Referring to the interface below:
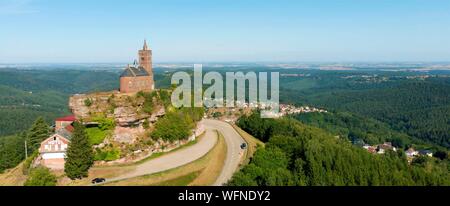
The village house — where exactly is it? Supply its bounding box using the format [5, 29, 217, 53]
[406, 148, 419, 158]
[378, 142, 397, 153]
[363, 145, 378, 154]
[39, 133, 71, 170]
[363, 142, 397, 155]
[39, 115, 76, 170]
[55, 115, 76, 131]
[419, 150, 433, 157]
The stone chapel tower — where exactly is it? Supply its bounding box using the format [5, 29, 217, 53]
[119, 40, 155, 93]
[139, 40, 153, 76]
[137, 40, 154, 90]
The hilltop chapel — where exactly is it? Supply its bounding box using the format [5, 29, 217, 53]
[120, 40, 155, 93]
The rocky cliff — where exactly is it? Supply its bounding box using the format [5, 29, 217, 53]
[67, 90, 204, 165]
[69, 91, 165, 143]
[70, 92, 153, 125]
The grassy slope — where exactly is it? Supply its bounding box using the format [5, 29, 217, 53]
[0, 162, 28, 186]
[104, 132, 226, 186]
[231, 124, 265, 166]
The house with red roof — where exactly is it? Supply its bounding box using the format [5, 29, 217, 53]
[38, 115, 76, 170]
[55, 115, 76, 131]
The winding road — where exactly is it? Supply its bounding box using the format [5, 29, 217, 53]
[203, 119, 247, 186]
[103, 119, 246, 185]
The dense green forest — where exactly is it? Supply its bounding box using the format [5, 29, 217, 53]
[1, 67, 449, 184]
[0, 134, 27, 172]
[293, 112, 410, 145]
[293, 112, 447, 152]
[0, 85, 68, 136]
[279, 72, 450, 149]
[0, 69, 171, 136]
[0, 69, 119, 136]
[0, 118, 50, 173]
[229, 112, 450, 186]
[0, 68, 175, 172]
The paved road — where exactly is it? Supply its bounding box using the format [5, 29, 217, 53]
[204, 119, 247, 186]
[105, 127, 218, 183]
[101, 119, 246, 185]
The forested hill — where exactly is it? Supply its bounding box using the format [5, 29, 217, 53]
[0, 69, 119, 94]
[0, 69, 119, 136]
[306, 81, 450, 149]
[279, 73, 450, 149]
[229, 112, 450, 186]
[0, 69, 172, 136]
[0, 85, 68, 136]
[293, 112, 448, 152]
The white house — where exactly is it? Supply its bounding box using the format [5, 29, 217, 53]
[39, 134, 70, 170]
[406, 148, 419, 158]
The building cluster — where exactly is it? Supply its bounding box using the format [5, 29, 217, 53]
[363, 142, 397, 155]
[405, 148, 433, 158]
[361, 142, 434, 162]
[206, 102, 328, 120]
[279, 104, 327, 116]
[280, 73, 311, 77]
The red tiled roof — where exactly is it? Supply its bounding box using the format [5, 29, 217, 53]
[55, 115, 76, 122]
[65, 124, 75, 133]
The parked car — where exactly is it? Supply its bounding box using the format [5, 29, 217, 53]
[91, 178, 106, 184]
[240, 143, 247, 150]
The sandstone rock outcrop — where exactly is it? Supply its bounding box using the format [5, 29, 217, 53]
[69, 92, 158, 126]
[69, 91, 166, 146]
[113, 125, 146, 144]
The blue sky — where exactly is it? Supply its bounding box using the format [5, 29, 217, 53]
[1, 0, 450, 63]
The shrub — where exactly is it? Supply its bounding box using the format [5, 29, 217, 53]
[24, 167, 57, 186]
[159, 90, 171, 108]
[94, 147, 121, 161]
[22, 151, 39, 175]
[84, 98, 93, 107]
[85, 127, 108, 145]
[107, 95, 117, 114]
[143, 119, 150, 129]
[151, 112, 192, 142]
[140, 91, 156, 114]
[213, 112, 222, 118]
[92, 116, 115, 131]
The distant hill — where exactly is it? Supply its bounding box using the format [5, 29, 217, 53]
[279, 72, 450, 149]
[0, 69, 172, 136]
[0, 69, 119, 136]
[306, 81, 450, 149]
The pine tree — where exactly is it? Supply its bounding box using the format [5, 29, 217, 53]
[27, 117, 50, 152]
[64, 122, 94, 180]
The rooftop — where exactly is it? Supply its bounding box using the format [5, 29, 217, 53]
[55, 115, 76, 122]
[120, 66, 150, 78]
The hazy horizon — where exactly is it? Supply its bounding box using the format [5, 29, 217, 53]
[1, 0, 450, 63]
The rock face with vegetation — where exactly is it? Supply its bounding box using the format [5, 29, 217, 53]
[67, 90, 204, 165]
[69, 91, 162, 126]
[69, 91, 165, 143]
